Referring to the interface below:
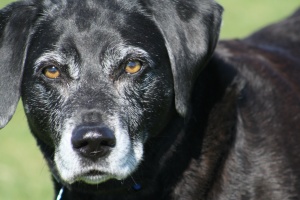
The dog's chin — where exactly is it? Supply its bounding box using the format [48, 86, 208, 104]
[65, 174, 140, 194]
[55, 156, 141, 185]
[74, 170, 116, 185]
[56, 163, 138, 185]
[55, 166, 143, 195]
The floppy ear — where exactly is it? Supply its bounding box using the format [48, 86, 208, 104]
[148, 0, 223, 116]
[0, 2, 38, 128]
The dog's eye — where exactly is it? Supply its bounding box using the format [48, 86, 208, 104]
[125, 60, 142, 74]
[42, 66, 61, 79]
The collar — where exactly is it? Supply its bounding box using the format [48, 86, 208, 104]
[56, 187, 64, 200]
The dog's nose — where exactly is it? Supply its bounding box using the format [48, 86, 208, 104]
[71, 125, 116, 159]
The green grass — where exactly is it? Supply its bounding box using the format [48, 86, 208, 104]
[0, 1, 300, 200]
[218, 0, 300, 39]
[0, 102, 53, 200]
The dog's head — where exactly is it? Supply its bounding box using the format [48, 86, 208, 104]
[0, 0, 222, 187]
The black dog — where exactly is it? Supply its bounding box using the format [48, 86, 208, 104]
[1, 0, 300, 199]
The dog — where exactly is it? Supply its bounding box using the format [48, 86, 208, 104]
[1, 0, 300, 199]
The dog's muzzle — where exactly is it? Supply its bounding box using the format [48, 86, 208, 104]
[55, 113, 144, 185]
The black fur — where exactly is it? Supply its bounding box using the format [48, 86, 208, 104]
[0, 0, 300, 199]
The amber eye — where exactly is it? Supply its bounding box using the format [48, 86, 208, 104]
[125, 60, 142, 74]
[42, 66, 61, 79]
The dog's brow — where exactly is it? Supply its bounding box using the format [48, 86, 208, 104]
[34, 52, 65, 68]
[103, 45, 153, 67]
[120, 47, 150, 58]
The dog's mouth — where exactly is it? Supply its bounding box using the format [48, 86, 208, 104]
[84, 170, 105, 176]
[75, 170, 112, 185]
[67, 172, 145, 194]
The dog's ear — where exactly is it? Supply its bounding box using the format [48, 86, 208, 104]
[0, 2, 38, 128]
[148, 0, 223, 116]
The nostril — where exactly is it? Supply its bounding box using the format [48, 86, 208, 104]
[71, 125, 116, 159]
[72, 139, 89, 150]
[100, 140, 113, 147]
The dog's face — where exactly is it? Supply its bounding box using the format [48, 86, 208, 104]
[22, 2, 174, 184]
[0, 0, 222, 188]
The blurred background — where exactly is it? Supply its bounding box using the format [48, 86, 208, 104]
[0, 0, 299, 199]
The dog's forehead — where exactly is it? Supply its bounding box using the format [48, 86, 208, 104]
[52, 2, 126, 29]
[42, 0, 150, 35]
[43, 0, 141, 14]
[31, 0, 165, 65]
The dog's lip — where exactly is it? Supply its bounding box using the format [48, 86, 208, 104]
[74, 170, 112, 184]
[83, 170, 105, 177]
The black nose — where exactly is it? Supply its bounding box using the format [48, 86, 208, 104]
[71, 125, 116, 159]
